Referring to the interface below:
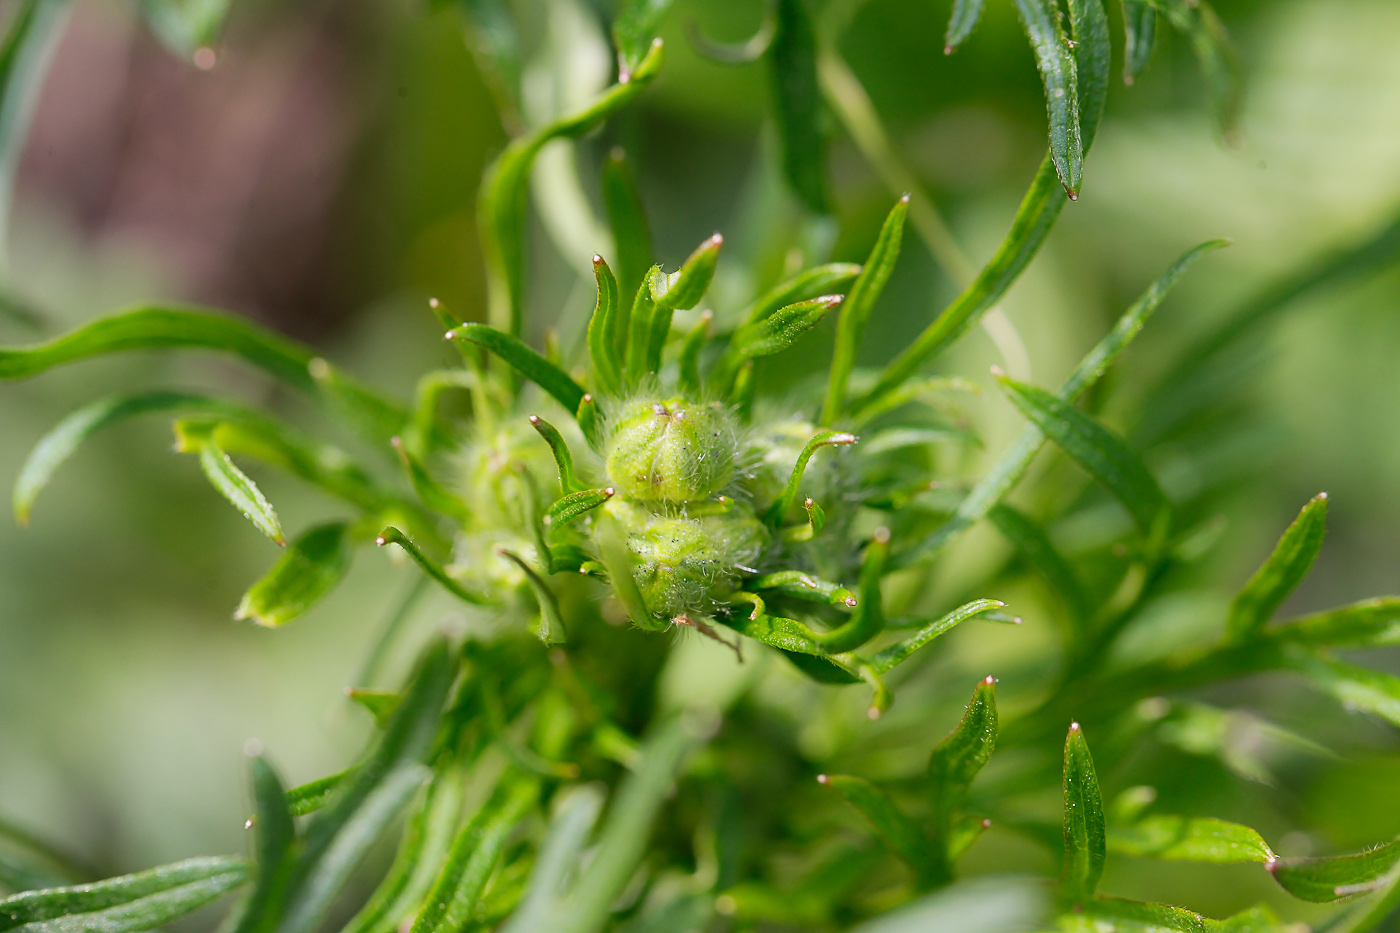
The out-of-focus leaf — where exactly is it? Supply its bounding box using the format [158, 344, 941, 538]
[447, 324, 585, 415]
[1268, 837, 1400, 903]
[1213, 905, 1288, 933]
[1059, 896, 1211, 932]
[676, 311, 710, 395]
[392, 437, 470, 524]
[927, 677, 998, 813]
[139, 0, 231, 57]
[996, 374, 1167, 534]
[989, 504, 1089, 627]
[409, 781, 539, 933]
[1012, 0, 1082, 197]
[846, 876, 1048, 933]
[742, 263, 861, 326]
[0, 820, 85, 893]
[284, 772, 349, 819]
[346, 690, 398, 726]
[546, 716, 705, 933]
[586, 257, 622, 397]
[1146, 0, 1242, 140]
[943, 0, 986, 54]
[481, 40, 662, 339]
[458, 0, 522, 121]
[1154, 702, 1331, 786]
[0, 857, 251, 933]
[822, 196, 908, 423]
[235, 523, 352, 628]
[376, 527, 491, 606]
[601, 150, 653, 315]
[496, 549, 566, 644]
[231, 758, 296, 933]
[593, 512, 661, 631]
[769, 0, 827, 213]
[719, 295, 842, 388]
[184, 429, 284, 546]
[894, 239, 1226, 567]
[1121, 0, 1156, 81]
[1107, 816, 1274, 864]
[1269, 597, 1400, 648]
[869, 599, 1005, 674]
[817, 776, 934, 881]
[1062, 723, 1105, 902]
[1289, 654, 1400, 728]
[612, 0, 672, 79]
[763, 430, 858, 526]
[499, 787, 604, 933]
[1227, 493, 1327, 640]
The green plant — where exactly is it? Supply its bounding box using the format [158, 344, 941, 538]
[3, 0, 1400, 931]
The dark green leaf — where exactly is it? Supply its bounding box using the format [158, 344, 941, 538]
[989, 504, 1090, 627]
[1269, 838, 1400, 903]
[1121, 1, 1156, 81]
[719, 295, 842, 388]
[586, 257, 623, 397]
[944, 0, 986, 53]
[1227, 493, 1328, 640]
[376, 527, 490, 606]
[235, 523, 352, 628]
[458, 0, 522, 120]
[1107, 816, 1274, 864]
[996, 373, 1167, 533]
[644, 234, 723, 373]
[1062, 723, 1106, 902]
[231, 758, 296, 933]
[869, 599, 1006, 674]
[769, 0, 828, 213]
[601, 150, 653, 315]
[190, 432, 285, 546]
[821, 196, 908, 423]
[447, 324, 585, 415]
[817, 775, 934, 880]
[763, 430, 858, 526]
[1012, 0, 1081, 197]
[1146, 0, 1242, 140]
[812, 528, 890, 653]
[1068, 0, 1110, 153]
[1270, 597, 1400, 648]
[895, 239, 1227, 567]
[284, 771, 350, 819]
[0, 857, 251, 933]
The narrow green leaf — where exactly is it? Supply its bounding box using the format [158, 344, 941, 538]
[392, 437, 470, 523]
[345, 690, 398, 726]
[195, 436, 286, 546]
[813, 528, 889, 653]
[480, 40, 663, 339]
[1146, 0, 1242, 140]
[0, 857, 251, 933]
[676, 311, 711, 396]
[1060, 896, 1210, 932]
[996, 373, 1167, 533]
[139, 0, 232, 56]
[944, 0, 986, 53]
[601, 150, 653, 315]
[232, 758, 296, 933]
[742, 263, 861, 326]
[235, 523, 352, 628]
[1227, 493, 1327, 640]
[763, 430, 858, 526]
[1062, 723, 1106, 902]
[496, 549, 566, 644]
[576, 393, 603, 451]
[895, 239, 1227, 567]
[625, 266, 662, 382]
[586, 257, 622, 397]
[1270, 597, 1400, 648]
[869, 599, 1005, 674]
[719, 295, 842, 387]
[749, 570, 854, 608]
[642, 235, 723, 375]
[1012, 0, 1081, 197]
[821, 196, 908, 424]
[447, 324, 585, 415]
[1107, 816, 1275, 864]
[1121, 1, 1156, 81]
[612, 0, 673, 79]
[498, 787, 604, 933]
[409, 781, 539, 933]
[376, 527, 490, 606]
[548, 717, 705, 933]
[1068, 0, 1110, 153]
[817, 775, 934, 880]
[546, 487, 615, 528]
[989, 504, 1090, 627]
[928, 676, 998, 814]
[769, 0, 828, 213]
[528, 416, 585, 495]
[284, 772, 349, 819]
[1268, 838, 1400, 903]
[1289, 653, 1400, 728]
[457, 0, 522, 119]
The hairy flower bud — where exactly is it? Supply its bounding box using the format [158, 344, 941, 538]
[605, 397, 737, 503]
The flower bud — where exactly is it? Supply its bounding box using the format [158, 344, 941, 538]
[605, 398, 737, 503]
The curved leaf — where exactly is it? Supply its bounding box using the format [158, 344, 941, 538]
[1107, 816, 1275, 864]
[1012, 0, 1082, 197]
[817, 775, 933, 881]
[191, 432, 285, 546]
[1270, 597, 1400, 648]
[601, 150, 653, 314]
[1228, 493, 1327, 640]
[944, 0, 986, 54]
[869, 599, 1006, 674]
[235, 523, 353, 628]
[1269, 838, 1400, 903]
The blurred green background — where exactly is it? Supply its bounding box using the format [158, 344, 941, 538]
[2, 0, 1399, 923]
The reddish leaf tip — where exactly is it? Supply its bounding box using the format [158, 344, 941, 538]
[709, 233, 724, 246]
[428, 297, 441, 308]
[899, 193, 911, 204]
[982, 818, 992, 828]
[375, 536, 388, 547]
[1067, 190, 1080, 201]
[1316, 491, 1329, 501]
[1069, 721, 1081, 732]
[844, 596, 857, 608]
[989, 364, 1006, 378]
[943, 44, 954, 55]
[529, 414, 541, 425]
[604, 487, 616, 497]
[873, 526, 892, 544]
[582, 393, 594, 403]
[816, 773, 830, 784]
[592, 254, 604, 266]
[244, 818, 254, 829]
[983, 674, 996, 685]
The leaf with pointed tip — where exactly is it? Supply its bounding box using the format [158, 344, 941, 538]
[235, 523, 352, 628]
[284, 771, 350, 819]
[392, 438, 470, 523]
[645, 235, 723, 373]
[869, 600, 1006, 674]
[1122, 1, 1156, 80]
[189, 433, 285, 545]
[1107, 816, 1274, 864]
[546, 488, 614, 527]
[928, 677, 998, 815]
[1059, 896, 1211, 932]
[1270, 597, 1400, 648]
[140, 0, 232, 56]
[601, 150, 653, 314]
[528, 416, 584, 495]
[769, 0, 828, 213]
[719, 295, 842, 390]
[0, 857, 251, 933]
[586, 258, 622, 397]
[989, 504, 1090, 628]
[822, 197, 908, 423]
[1227, 494, 1328, 640]
[1268, 838, 1400, 903]
[231, 758, 296, 933]
[944, 0, 986, 53]
[763, 430, 858, 526]
[819, 776, 934, 881]
[376, 528, 490, 606]
[447, 324, 585, 415]
[346, 691, 398, 726]
[743, 263, 861, 326]
[1012, 0, 1081, 197]
[1289, 653, 1400, 728]
[612, 0, 672, 78]
[1069, 0, 1110, 157]
[497, 550, 566, 644]
[997, 374, 1167, 534]
[1062, 724, 1106, 902]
